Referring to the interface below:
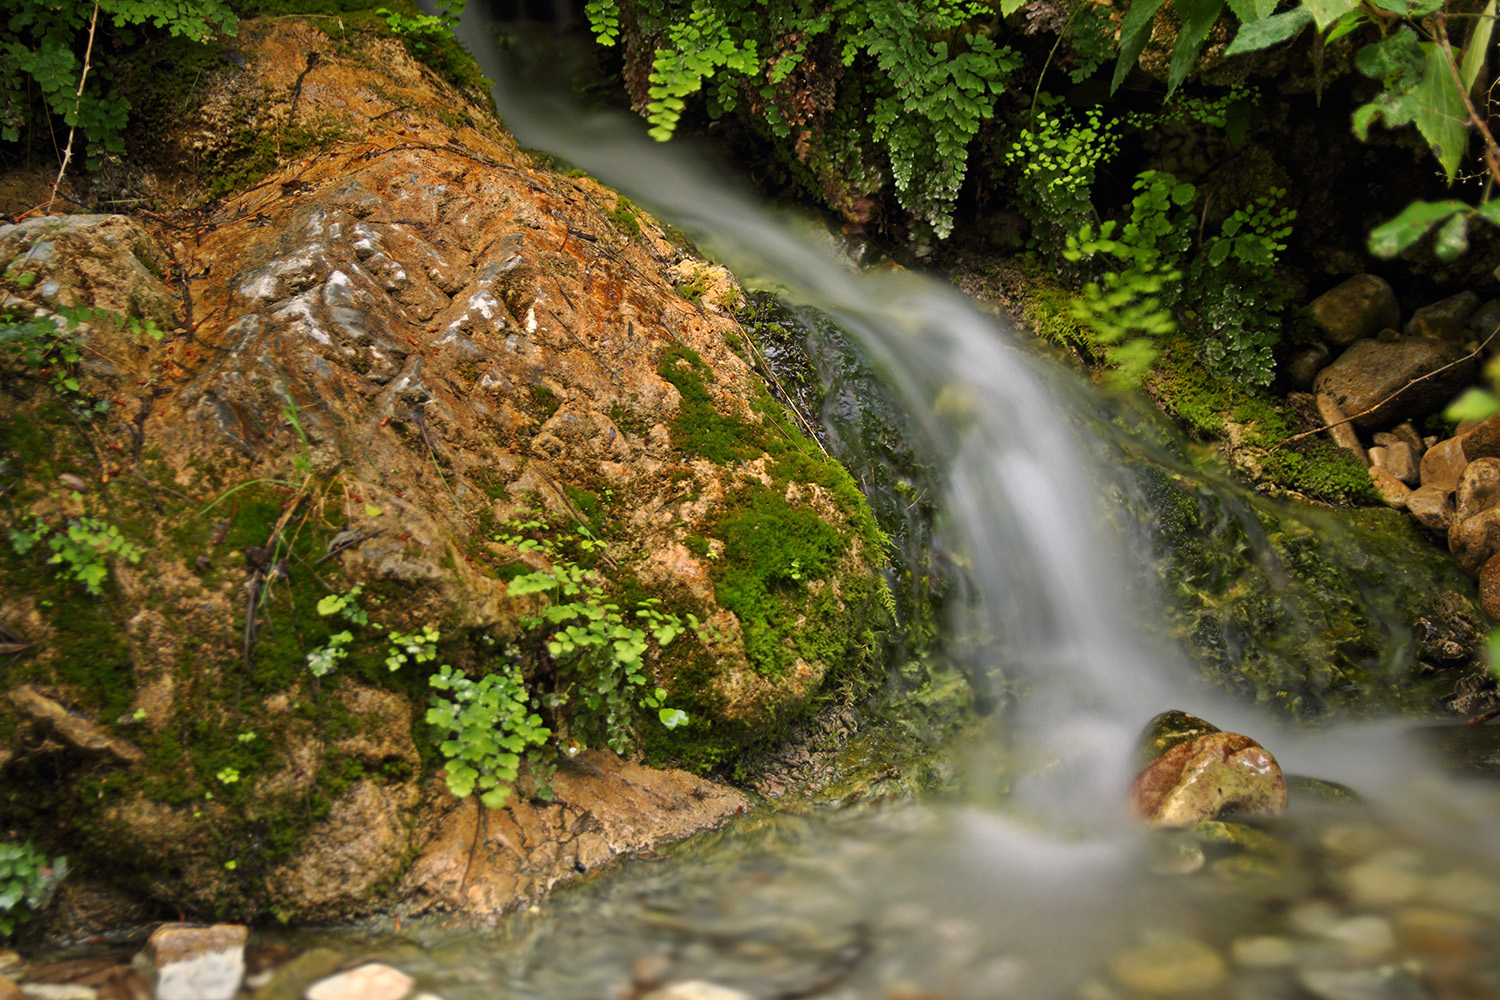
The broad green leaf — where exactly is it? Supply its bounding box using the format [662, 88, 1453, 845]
[1225, 0, 1277, 21]
[1477, 199, 1500, 228]
[1167, 0, 1226, 95]
[1461, 0, 1497, 94]
[1447, 387, 1500, 423]
[1366, 198, 1465, 257]
[1001, 0, 1028, 15]
[1434, 210, 1471, 261]
[1303, 0, 1360, 30]
[1226, 7, 1313, 56]
[1111, 0, 1169, 94]
[1368, 0, 1442, 14]
[1413, 43, 1470, 180]
[1324, 9, 1370, 44]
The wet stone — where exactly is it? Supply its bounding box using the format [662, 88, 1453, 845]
[305, 964, 414, 1000]
[252, 949, 345, 1000]
[1368, 466, 1411, 509]
[1230, 936, 1297, 968]
[1406, 486, 1455, 533]
[1296, 962, 1429, 1000]
[133, 923, 247, 1000]
[1309, 274, 1400, 347]
[1419, 438, 1468, 490]
[17, 987, 95, 1000]
[640, 982, 755, 1000]
[1108, 936, 1227, 996]
[1343, 851, 1425, 907]
[1131, 733, 1287, 828]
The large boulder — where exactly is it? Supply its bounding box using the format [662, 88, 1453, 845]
[1313, 336, 1476, 430]
[0, 19, 886, 924]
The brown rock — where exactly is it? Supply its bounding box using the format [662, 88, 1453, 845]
[1130, 732, 1288, 828]
[1314, 393, 1368, 465]
[1449, 507, 1500, 575]
[1388, 422, 1425, 453]
[0, 978, 18, 1000]
[1407, 291, 1480, 342]
[1469, 298, 1500, 342]
[8, 686, 143, 764]
[1408, 486, 1456, 533]
[1461, 412, 1500, 462]
[1309, 275, 1400, 347]
[1314, 336, 1476, 430]
[399, 750, 749, 919]
[1284, 343, 1331, 391]
[1368, 467, 1411, 509]
[1479, 553, 1500, 621]
[1385, 440, 1421, 484]
[1368, 445, 1389, 469]
[1454, 458, 1500, 521]
[1421, 438, 1470, 491]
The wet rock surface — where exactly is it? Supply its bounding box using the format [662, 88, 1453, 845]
[1131, 717, 1288, 828]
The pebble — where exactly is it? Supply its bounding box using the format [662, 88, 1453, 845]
[1107, 935, 1227, 996]
[1423, 871, 1500, 916]
[1230, 936, 1298, 968]
[0, 979, 17, 1000]
[1318, 822, 1384, 859]
[305, 963, 415, 1000]
[1343, 851, 1425, 907]
[135, 923, 248, 1000]
[640, 981, 754, 1000]
[1297, 961, 1428, 1000]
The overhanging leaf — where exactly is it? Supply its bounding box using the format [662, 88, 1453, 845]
[1303, 0, 1360, 30]
[1111, 0, 1168, 94]
[1434, 210, 1471, 261]
[1366, 198, 1465, 257]
[1413, 42, 1470, 180]
[1225, 0, 1277, 21]
[1225, 7, 1313, 56]
[1167, 0, 1227, 95]
[1460, 0, 1497, 94]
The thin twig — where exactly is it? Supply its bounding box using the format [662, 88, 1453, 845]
[47, 0, 101, 214]
[1273, 326, 1499, 452]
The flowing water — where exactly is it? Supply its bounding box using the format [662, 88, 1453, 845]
[335, 9, 1500, 996]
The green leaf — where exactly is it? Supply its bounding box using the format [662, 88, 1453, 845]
[1366, 199, 1466, 257]
[1302, 0, 1360, 31]
[1167, 0, 1226, 95]
[1434, 210, 1471, 261]
[1224, 0, 1277, 21]
[1111, 0, 1168, 94]
[1446, 387, 1500, 423]
[1413, 43, 1469, 180]
[1225, 7, 1313, 56]
[1461, 0, 1497, 94]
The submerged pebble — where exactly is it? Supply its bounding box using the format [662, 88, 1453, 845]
[1107, 936, 1227, 996]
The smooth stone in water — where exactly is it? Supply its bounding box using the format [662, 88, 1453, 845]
[1131, 733, 1287, 828]
[641, 982, 755, 1000]
[1343, 851, 1425, 907]
[1321, 915, 1397, 958]
[0, 978, 18, 1000]
[18, 987, 96, 1000]
[305, 964, 414, 1000]
[253, 949, 345, 1000]
[1297, 962, 1428, 1000]
[1231, 936, 1298, 968]
[1406, 486, 1455, 533]
[1135, 710, 1220, 768]
[1108, 936, 1227, 996]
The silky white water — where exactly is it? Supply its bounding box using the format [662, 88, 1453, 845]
[379, 10, 1500, 996]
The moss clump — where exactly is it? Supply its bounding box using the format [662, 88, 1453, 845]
[604, 196, 642, 238]
[656, 346, 753, 463]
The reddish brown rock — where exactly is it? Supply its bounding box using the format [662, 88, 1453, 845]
[1421, 438, 1470, 491]
[1407, 291, 1480, 342]
[1309, 275, 1400, 347]
[1315, 393, 1368, 465]
[1461, 413, 1500, 462]
[1454, 458, 1500, 522]
[1130, 732, 1288, 828]
[1379, 441, 1421, 484]
[1368, 467, 1411, 509]
[1480, 553, 1500, 621]
[1408, 486, 1456, 533]
[1449, 507, 1500, 575]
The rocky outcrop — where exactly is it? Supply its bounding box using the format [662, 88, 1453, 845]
[0, 18, 886, 925]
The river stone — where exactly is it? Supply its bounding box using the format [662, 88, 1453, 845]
[0, 978, 17, 1000]
[133, 923, 247, 1000]
[1107, 936, 1227, 996]
[1230, 936, 1298, 968]
[1407, 486, 1455, 533]
[1407, 291, 1480, 341]
[1368, 466, 1411, 508]
[1135, 710, 1221, 768]
[1309, 274, 1400, 347]
[1448, 507, 1500, 574]
[1460, 412, 1500, 462]
[1297, 963, 1426, 1000]
[1481, 553, 1500, 620]
[1313, 337, 1476, 430]
[641, 982, 754, 1000]
[1420, 437, 1469, 490]
[1285, 342, 1331, 390]
[1380, 441, 1421, 484]
[1469, 298, 1500, 341]
[1344, 851, 1425, 907]
[1315, 393, 1368, 464]
[1453, 457, 1500, 521]
[304, 964, 414, 1000]
[17, 986, 95, 1000]
[1130, 732, 1287, 828]
[251, 949, 345, 1000]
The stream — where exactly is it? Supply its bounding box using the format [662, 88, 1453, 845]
[305, 8, 1500, 997]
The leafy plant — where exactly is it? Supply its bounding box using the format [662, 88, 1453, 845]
[1, 305, 164, 419]
[426, 663, 551, 809]
[8, 515, 145, 596]
[0, 840, 66, 938]
[1003, 107, 1122, 259]
[0, 0, 237, 169]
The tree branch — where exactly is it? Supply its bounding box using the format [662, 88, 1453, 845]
[46, 0, 101, 215]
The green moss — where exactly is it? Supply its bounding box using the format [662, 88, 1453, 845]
[603, 196, 641, 238]
[529, 383, 561, 420]
[656, 346, 750, 463]
[607, 401, 649, 438]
